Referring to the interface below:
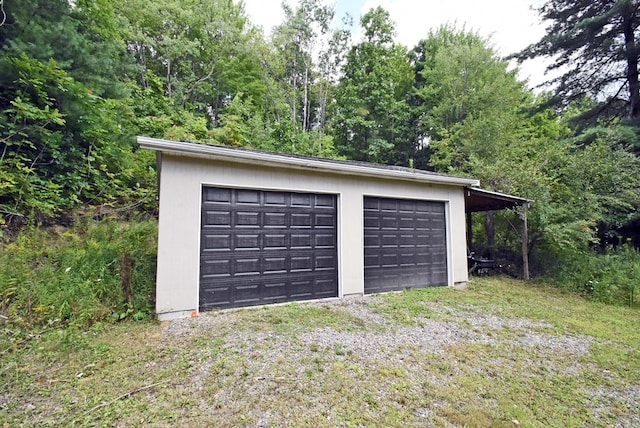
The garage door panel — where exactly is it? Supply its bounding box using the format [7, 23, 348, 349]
[235, 258, 262, 275]
[291, 234, 312, 248]
[264, 234, 286, 249]
[200, 259, 232, 277]
[315, 213, 335, 227]
[204, 187, 232, 203]
[380, 234, 397, 247]
[235, 212, 260, 226]
[291, 193, 311, 207]
[315, 194, 335, 207]
[263, 281, 287, 297]
[315, 234, 335, 248]
[202, 234, 231, 251]
[203, 211, 231, 228]
[264, 257, 287, 273]
[316, 254, 336, 269]
[235, 234, 259, 249]
[364, 216, 379, 228]
[381, 253, 399, 266]
[364, 235, 379, 247]
[364, 196, 447, 294]
[262, 191, 284, 205]
[291, 213, 312, 227]
[200, 285, 232, 307]
[236, 189, 260, 204]
[399, 235, 416, 247]
[264, 212, 286, 227]
[291, 256, 313, 271]
[200, 187, 338, 311]
[399, 217, 416, 229]
[381, 217, 398, 229]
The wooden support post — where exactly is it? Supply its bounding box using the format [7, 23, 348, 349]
[521, 205, 530, 280]
[466, 211, 473, 249]
[120, 251, 133, 304]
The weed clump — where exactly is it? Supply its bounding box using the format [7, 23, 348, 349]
[0, 219, 157, 329]
[544, 246, 640, 307]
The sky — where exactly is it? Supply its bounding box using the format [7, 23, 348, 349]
[240, 0, 551, 88]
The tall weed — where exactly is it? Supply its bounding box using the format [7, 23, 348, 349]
[0, 219, 157, 328]
[546, 246, 640, 306]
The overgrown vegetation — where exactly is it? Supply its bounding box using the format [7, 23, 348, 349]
[0, 219, 157, 330]
[545, 246, 640, 306]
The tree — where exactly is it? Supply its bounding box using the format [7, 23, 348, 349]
[0, 0, 130, 97]
[271, 0, 334, 132]
[116, 0, 265, 121]
[411, 26, 529, 175]
[0, 0, 152, 228]
[514, 0, 640, 122]
[331, 7, 413, 164]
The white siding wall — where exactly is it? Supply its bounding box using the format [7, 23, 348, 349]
[156, 154, 469, 320]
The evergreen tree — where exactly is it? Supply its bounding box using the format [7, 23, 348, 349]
[514, 0, 640, 123]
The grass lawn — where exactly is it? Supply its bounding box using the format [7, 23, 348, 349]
[1, 277, 639, 427]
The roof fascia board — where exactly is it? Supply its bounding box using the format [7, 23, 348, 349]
[138, 136, 480, 187]
[465, 186, 533, 204]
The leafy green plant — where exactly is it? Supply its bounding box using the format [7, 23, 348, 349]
[0, 219, 157, 329]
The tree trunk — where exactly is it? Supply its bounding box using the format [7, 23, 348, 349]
[521, 208, 530, 280]
[166, 59, 172, 97]
[485, 211, 495, 260]
[623, 6, 640, 118]
[303, 66, 309, 132]
[292, 60, 297, 128]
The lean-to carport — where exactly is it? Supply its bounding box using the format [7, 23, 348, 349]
[464, 187, 532, 279]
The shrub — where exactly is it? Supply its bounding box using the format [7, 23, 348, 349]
[545, 245, 640, 306]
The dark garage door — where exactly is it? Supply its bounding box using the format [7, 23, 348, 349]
[364, 196, 447, 294]
[199, 187, 338, 311]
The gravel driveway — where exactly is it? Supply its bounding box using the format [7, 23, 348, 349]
[160, 294, 640, 427]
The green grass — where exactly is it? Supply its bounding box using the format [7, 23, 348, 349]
[231, 302, 368, 334]
[1, 277, 639, 427]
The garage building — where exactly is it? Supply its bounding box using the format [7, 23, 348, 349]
[139, 137, 482, 320]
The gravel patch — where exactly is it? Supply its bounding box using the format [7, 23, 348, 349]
[587, 384, 640, 427]
[298, 320, 496, 359]
[163, 296, 594, 363]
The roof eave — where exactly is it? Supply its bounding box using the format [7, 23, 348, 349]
[138, 137, 480, 188]
[464, 186, 533, 213]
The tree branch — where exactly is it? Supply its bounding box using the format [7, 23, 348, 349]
[71, 381, 167, 423]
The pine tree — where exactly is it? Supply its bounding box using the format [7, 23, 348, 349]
[514, 0, 640, 122]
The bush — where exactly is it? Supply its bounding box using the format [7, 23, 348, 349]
[545, 245, 640, 306]
[0, 219, 157, 328]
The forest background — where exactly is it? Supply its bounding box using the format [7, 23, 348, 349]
[1, 0, 639, 327]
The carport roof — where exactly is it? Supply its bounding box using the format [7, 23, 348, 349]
[137, 137, 481, 187]
[465, 187, 532, 213]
